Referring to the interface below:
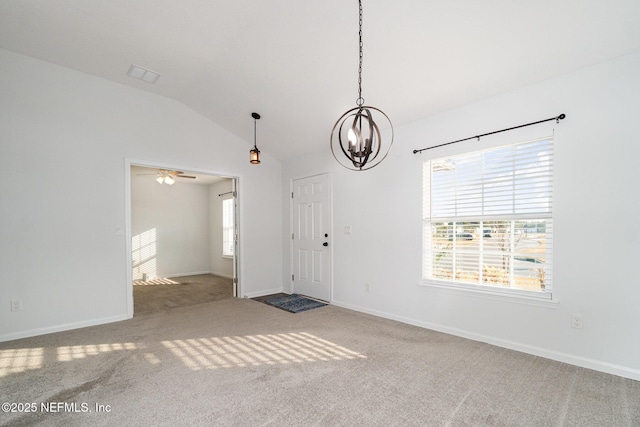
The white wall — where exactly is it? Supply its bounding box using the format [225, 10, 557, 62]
[131, 170, 211, 279]
[0, 48, 282, 341]
[282, 51, 640, 380]
[209, 179, 234, 278]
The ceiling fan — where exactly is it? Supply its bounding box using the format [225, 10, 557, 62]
[137, 169, 196, 185]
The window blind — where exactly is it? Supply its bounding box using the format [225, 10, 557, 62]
[423, 138, 553, 294]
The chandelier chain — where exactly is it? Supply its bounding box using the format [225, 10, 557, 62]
[357, 0, 364, 106]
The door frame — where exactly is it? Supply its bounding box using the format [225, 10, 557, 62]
[124, 158, 242, 318]
[289, 172, 333, 301]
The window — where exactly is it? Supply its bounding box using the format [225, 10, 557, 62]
[422, 138, 553, 297]
[222, 198, 235, 257]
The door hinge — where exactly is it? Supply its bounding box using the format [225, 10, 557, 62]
[233, 278, 238, 284]
[292, 274, 294, 281]
[292, 233, 294, 240]
[291, 192, 294, 198]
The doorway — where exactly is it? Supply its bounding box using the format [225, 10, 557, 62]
[125, 161, 239, 317]
[291, 173, 332, 301]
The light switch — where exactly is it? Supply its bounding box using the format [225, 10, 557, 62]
[345, 226, 352, 235]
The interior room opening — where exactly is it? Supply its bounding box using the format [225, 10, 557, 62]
[128, 163, 239, 316]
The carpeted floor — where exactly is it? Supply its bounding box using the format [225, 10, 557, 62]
[1, 297, 639, 426]
[133, 274, 233, 315]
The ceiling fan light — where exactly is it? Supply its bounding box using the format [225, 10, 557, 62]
[156, 176, 164, 184]
[165, 176, 175, 185]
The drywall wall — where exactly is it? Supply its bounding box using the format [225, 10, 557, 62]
[0, 48, 282, 341]
[209, 180, 234, 278]
[282, 50, 640, 380]
[131, 169, 211, 279]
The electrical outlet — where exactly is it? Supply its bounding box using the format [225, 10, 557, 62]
[571, 313, 583, 329]
[364, 283, 370, 293]
[10, 300, 22, 312]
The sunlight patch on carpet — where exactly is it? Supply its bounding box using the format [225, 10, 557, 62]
[161, 332, 366, 370]
[57, 342, 139, 362]
[0, 347, 44, 377]
[133, 278, 179, 286]
[1, 342, 143, 377]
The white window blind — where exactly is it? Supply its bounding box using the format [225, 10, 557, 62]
[222, 198, 235, 257]
[423, 138, 553, 295]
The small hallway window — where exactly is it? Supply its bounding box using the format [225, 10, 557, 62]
[222, 198, 234, 257]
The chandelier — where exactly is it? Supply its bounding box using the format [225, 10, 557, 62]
[330, 0, 393, 171]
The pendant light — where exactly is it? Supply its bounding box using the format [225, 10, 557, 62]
[330, 0, 393, 171]
[250, 112, 261, 164]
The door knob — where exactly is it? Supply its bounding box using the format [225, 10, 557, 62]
[323, 242, 328, 247]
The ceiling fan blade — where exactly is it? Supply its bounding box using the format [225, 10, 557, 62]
[137, 169, 196, 180]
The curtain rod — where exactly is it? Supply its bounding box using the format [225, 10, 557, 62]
[412, 113, 566, 154]
[218, 191, 235, 197]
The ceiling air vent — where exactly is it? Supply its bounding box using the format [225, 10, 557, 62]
[127, 64, 161, 84]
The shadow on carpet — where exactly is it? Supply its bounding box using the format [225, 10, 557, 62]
[263, 294, 327, 313]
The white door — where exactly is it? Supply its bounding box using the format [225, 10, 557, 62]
[292, 174, 331, 301]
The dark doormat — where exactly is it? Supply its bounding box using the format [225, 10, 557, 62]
[263, 293, 327, 313]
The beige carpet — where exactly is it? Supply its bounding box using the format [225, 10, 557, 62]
[1, 297, 639, 426]
[133, 274, 233, 315]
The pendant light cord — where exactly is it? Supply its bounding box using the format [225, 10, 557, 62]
[250, 111, 260, 164]
[356, 0, 364, 107]
[251, 112, 260, 149]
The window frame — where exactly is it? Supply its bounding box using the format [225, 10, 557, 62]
[420, 137, 555, 302]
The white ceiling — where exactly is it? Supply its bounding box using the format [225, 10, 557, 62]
[1, 1, 639, 161]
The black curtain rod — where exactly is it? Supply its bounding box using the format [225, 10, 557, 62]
[218, 191, 234, 197]
[412, 113, 566, 154]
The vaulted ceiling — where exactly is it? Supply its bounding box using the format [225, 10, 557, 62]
[1, 1, 639, 161]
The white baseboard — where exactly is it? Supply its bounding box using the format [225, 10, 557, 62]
[331, 299, 640, 382]
[161, 271, 211, 279]
[242, 288, 284, 299]
[0, 314, 130, 343]
[209, 271, 234, 279]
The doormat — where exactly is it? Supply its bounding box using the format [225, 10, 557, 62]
[263, 294, 327, 313]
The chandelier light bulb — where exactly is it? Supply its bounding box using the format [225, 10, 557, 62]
[347, 128, 358, 148]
